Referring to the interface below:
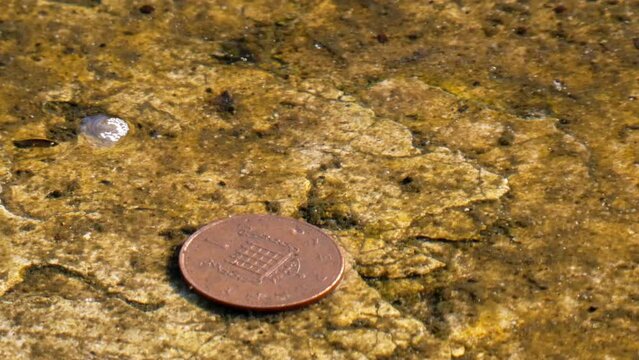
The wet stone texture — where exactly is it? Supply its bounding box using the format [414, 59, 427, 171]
[0, 0, 638, 359]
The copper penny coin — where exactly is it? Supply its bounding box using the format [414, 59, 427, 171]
[179, 214, 344, 311]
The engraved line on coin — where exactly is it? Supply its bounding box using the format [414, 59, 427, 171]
[203, 236, 229, 249]
[226, 239, 294, 281]
[206, 221, 302, 284]
[237, 222, 301, 253]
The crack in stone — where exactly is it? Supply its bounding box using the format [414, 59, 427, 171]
[0, 200, 40, 222]
[0, 185, 42, 222]
[0, 263, 164, 312]
[413, 236, 481, 243]
[419, 80, 596, 166]
[187, 334, 217, 360]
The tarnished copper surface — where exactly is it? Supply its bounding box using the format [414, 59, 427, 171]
[179, 214, 344, 311]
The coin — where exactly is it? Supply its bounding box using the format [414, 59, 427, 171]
[178, 214, 345, 311]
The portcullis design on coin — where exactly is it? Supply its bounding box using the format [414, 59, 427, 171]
[178, 214, 345, 311]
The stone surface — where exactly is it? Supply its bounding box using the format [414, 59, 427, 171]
[0, 0, 638, 359]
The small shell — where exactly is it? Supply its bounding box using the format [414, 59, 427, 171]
[80, 114, 129, 147]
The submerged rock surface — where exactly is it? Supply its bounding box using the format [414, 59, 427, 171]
[0, 0, 637, 358]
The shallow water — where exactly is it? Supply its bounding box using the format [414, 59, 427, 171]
[0, 1, 638, 359]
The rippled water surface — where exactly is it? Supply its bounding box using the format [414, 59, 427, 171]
[0, 1, 638, 359]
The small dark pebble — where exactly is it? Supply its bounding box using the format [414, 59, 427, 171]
[19, 224, 36, 232]
[13, 139, 58, 149]
[93, 223, 106, 233]
[553, 5, 567, 14]
[214, 90, 236, 114]
[319, 159, 342, 171]
[633, 38, 639, 50]
[400, 176, 414, 185]
[498, 132, 514, 146]
[139, 5, 155, 14]
[46, 190, 64, 199]
[148, 129, 161, 139]
[399, 176, 421, 193]
[264, 201, 281, 214]
[13, 169, 34, 179]
[376, 33, 389, 44]
[514, 26, 527, 36]
[213, 41, 257, 64]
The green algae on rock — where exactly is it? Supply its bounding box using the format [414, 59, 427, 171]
[1, 0, 638, 359]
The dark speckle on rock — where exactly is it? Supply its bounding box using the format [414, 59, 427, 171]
[212, 40, 258, 64]
[13, 169, 34, 179]
[498, 127, 515, 146]
[400, 176, 413, 185]
[553, 5, 567, 14]
[399, 176, 420, 193]
[139, 5, 155, 15]
[264, 201, 281, 214]
[213, 90, 236, 114]
[46, 190, 64, 199]
[47, 124, 77, 142]
[1, 0, 638, 357]
[13, 139, 58, 149]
